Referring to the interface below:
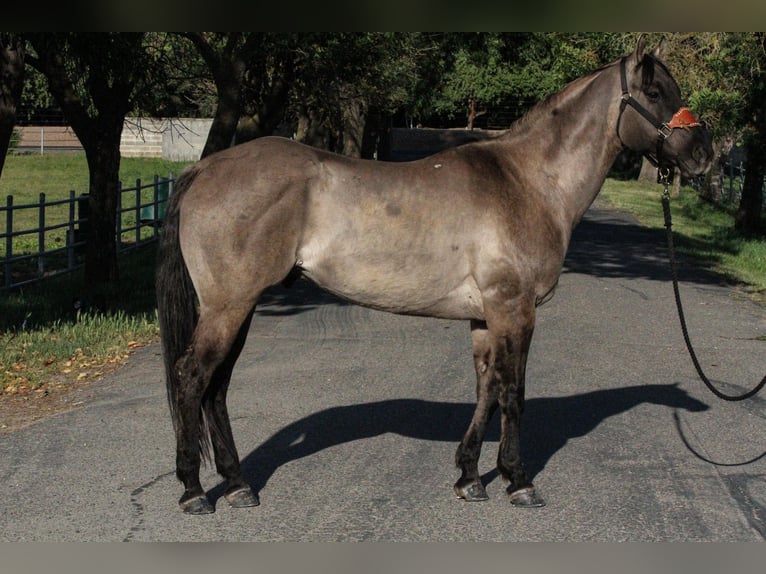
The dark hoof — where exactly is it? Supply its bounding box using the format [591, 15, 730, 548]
[225, 486, 260, 508]
[179, 494, 215, 515]
[454, 480, 489, 501]
[508, 485, 546, 508]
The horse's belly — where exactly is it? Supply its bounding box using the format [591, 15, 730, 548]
[298, 255, 485, 320]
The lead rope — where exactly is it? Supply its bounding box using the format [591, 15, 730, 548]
[660, 170, 766, 401]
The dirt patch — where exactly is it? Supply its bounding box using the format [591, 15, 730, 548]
[0, 378, 100, 433]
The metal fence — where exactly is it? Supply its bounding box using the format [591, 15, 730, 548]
[720, 159, 746, 204]
[1, 174, 173, 290]
[690, 157, 765, 210]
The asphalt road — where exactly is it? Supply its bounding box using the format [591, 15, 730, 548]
[1, 199, 765, 541]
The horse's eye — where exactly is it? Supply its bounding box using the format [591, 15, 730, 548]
[646, 90, 660, 102]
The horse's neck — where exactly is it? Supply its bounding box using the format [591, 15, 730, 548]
[512, 65, 624, 229]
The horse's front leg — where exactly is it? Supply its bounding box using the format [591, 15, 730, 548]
[454, 320, 499, 501]
[492, 300, 545, 507]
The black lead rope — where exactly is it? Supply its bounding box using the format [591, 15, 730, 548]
[673, 410, 766, 466]
[661, 180, 766, 401]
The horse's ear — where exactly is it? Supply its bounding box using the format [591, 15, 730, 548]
[651, 37, 667, 61]
[633, 33, 647, 65]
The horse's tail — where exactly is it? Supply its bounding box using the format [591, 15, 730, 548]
[156, 165, 202, 446]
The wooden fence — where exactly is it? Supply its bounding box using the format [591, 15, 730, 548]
[1, 174, 173, 290]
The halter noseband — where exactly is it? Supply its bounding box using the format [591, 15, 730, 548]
[617, 57, 701, 174]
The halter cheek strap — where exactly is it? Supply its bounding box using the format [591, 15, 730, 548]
[617, 57, 702, 171]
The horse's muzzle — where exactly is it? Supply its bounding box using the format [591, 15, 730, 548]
[674, 126, 713, 178]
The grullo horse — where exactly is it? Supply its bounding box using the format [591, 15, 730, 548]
[156, 35, 712, 514]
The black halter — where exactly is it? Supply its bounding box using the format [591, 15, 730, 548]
[617, 57, 674, 173]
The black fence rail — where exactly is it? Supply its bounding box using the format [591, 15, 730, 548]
[1, 174, 173, 290]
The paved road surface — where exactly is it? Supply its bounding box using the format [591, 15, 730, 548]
[1, 200, 765, 541]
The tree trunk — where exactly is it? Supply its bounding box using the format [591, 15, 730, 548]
[467, 97, 476, 131]
[234, 76, 290, 145]
[736, 33, 765, 234]
[736, 136, 765, 233]
[637, 156, 656, 183]
[0, 38, 24, 176]
[295, 105, 328, 149]
[201, 65, 242, 157]
[341, 95, 367, 158]
[81, 119, 124, 287]
[699, 136, 734, 204]
[184, 33, 246, 158]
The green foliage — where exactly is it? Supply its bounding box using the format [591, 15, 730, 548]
[289, 33, 421, 129]
[423, 32, 628, 126]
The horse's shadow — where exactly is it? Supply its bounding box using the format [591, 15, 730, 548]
[208, 383, 708, 504]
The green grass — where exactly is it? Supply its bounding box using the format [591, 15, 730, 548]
[1, 153, 190, 395]
[600, 179, 766, 295]
[1, 242, 161, 393]
[1, 153, 190, 256]
[0, 152, 188, 199]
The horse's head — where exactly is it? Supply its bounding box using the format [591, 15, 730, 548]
[616, 34, 713, 179]
[642, 383, 709, 413]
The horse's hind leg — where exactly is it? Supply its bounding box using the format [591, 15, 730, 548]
[203, 310, 260, 508]
[174, 306, 254, 514]
[454, 320, 499, 501]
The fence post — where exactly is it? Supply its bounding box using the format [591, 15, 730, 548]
[135, 178, 142, 246]
[152, 174, 160, 239]
[67, 190, 76, 271]
[728, 161, 734, 203]
[4, 195, 12, 289]
[116, 181, 122, 253]
[38, 192, 46, 277]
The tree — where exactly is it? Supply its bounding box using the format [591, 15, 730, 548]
[25, 33, 153, 288]
[421, 33, 627, 130]
[0, 34, 25, 177]
[289, 33, 420, 157]
[658, 33, 744, 200]
[179, 33, 297, 158]
[734, 33, 766, 233]
[180, 32, 248, 158]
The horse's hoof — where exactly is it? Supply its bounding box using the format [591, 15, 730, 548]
[454, 480, 489, 501]
[179, 494, 215, 515]
[508, 485, 546, 508]
[225, 486, 260, 508]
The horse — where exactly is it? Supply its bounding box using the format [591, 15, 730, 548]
[156, 35, 712, 514]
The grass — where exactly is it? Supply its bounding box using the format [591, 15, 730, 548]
[0, 242, 161, 395]
[0, 152, 187, 199]
[600, 178, 766, 295]
[1, 153, 191, 397]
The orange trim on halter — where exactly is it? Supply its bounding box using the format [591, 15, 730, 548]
[667, 107, 701, 130]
